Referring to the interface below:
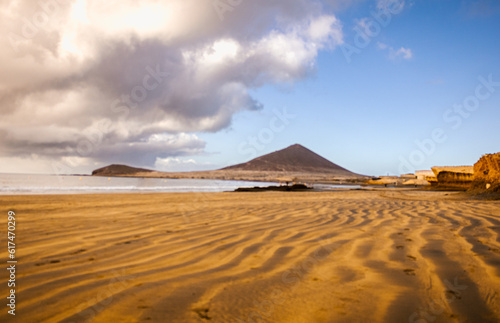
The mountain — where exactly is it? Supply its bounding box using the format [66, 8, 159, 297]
[92, 164, 153, 176]
[222, 144, 357, 176]
[91, 144, 366, 182]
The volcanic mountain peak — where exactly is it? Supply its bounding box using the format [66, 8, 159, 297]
[91, 144, 364, 180]
[221, 144, 358, 176]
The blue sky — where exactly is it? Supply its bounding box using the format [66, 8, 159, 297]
[1, 0, 499, 175]
[198, 0, 500, 176]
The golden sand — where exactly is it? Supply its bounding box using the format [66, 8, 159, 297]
[1, 190, 500, 322]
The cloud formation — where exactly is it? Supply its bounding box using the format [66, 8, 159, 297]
[0, 0, 343, 173]
[390, 47, 413, 60]
[377, 42, 413, 60]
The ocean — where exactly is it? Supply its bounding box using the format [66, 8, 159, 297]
[0, 173, 281, 195]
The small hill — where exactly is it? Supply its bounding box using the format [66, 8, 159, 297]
[222, 144, 360, 177]
[92, 164, 153, 176]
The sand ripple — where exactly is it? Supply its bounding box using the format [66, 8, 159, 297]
[1, 190, 500, 322]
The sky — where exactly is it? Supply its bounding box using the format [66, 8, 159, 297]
[0, 0, 499, 176]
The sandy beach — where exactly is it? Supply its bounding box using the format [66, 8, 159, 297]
[2, 189, 500, 322]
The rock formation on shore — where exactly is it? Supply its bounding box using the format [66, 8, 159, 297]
[430, 166, 474, 189]
[436, 171, 474, 187]
[472, 153, 500, 192]
[424, 155, 500, 193]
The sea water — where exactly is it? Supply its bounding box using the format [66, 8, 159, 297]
[0, 174, 361, 195]
[0, 173, 281, 195]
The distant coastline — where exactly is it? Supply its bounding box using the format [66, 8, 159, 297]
[91, 144, 369, 185]
[90, 145, 500, 196]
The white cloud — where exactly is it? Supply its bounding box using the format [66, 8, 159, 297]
[390, 47, 413, 60]
[377, 41, 413, 61]
[155, 157, 214, 172]
[0, 0, 343, 173]
[307, 15, 343, 45]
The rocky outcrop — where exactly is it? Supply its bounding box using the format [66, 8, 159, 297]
[436, 171, 474, 188]
[431, 166, 474, 190]
[431, 166, 474, 176]
[235, 184, 311, 192]
[471, 153, 500, 192]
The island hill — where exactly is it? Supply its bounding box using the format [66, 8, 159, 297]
[92, 144, 368, 184]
